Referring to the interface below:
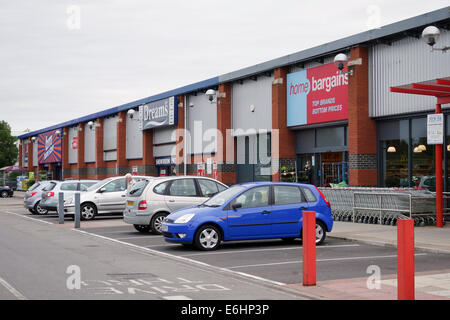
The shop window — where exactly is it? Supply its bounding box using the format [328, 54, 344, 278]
[411, 118, 435, 190]
[379, 120, 409, 187]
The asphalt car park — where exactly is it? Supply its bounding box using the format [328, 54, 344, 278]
[8, 207, 450, 286]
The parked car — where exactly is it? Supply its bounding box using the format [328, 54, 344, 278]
[0, 186, 14, 198]
[124, 176, 228, 234]
[40, 179, 99, 212]
[64, 176, 150, 220]
[23, 181, 52, 214]
[161, 182, 333, 250]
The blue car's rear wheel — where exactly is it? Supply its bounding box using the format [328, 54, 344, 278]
[300, 220, 327, 245]
[315, 221, 327, 245]
[194, 225, 221, 251]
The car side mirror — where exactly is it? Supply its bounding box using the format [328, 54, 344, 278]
[232, 202, 242, 210]
[98, 187, 106, 193]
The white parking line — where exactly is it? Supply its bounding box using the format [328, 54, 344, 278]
[71, 229, 288, 287]
[227, 253, 428, 269]
[181, 244, 360, 257]
[5, 211, 54, 225]
[0, 276, 27, 300]
[115, 236, 157, 240]
[145, 244, 179, 248]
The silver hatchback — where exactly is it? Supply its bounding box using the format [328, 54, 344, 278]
[23, 181, 52, 215]
[40, 179, 99, 212]
[64, 176, 151, 220]
[124, 176, 228, 234]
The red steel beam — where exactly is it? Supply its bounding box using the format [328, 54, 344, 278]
[436, 79, 450, 86]
[412, 83, 450, 93]
[390, 87, 447, 97]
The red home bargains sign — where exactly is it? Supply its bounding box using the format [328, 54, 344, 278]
[286, 62, 348, 126]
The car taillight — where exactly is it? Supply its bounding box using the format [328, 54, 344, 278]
[138, 200, 147, 210]
[315, 187, 330, 208]
[30, 192, 37, 197]
[47, 192, 55, 197]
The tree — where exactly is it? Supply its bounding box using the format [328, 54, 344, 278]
[0, 121, 18, 168]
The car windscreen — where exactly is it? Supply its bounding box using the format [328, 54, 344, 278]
[127, 180, 149, 197]
[86, 178, 112, 192]
[43, 182, 57, 191]
[202, 185, 245, 207]
[80, 181, 98, 191]
[28, 183, 40, 191]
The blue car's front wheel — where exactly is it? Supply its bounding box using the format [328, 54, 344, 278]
[194, 225, 221, 251]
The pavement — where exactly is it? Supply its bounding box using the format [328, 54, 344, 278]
[290, 220, 450, 300]
[330, 220, 450, 254]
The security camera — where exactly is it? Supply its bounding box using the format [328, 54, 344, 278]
[31, 137, 36, 142]
[334, 53, 348, 71]
[127, 109, 136, 119]
[87, 121, 94, 129]
[205, 89, 216, 102]
[422, 26, 440, 47]
[55, 130, 61, 137]
[189, 102, 194, 108]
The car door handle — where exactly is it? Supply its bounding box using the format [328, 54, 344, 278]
[169, 200, 175, 202]
[299, 207, 308, 210]
[121, 195, 126, 197]
[261, 210, 271, 215]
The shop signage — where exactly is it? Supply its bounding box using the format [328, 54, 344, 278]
[427, 113, 444, 145]
[139, 96, 177, 130]
[286, 63, 348, 126]
[206, 158, 212, 175]
[197, 163, 205, 176]
[72, 137, 78, 150]
[213, 162, 218, 180]
[155, 156, 176, 166]
[37, 130, 62, 164]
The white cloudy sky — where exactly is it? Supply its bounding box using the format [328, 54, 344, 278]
[0, 0, 448, 135]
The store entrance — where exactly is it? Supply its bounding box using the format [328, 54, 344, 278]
[320, 152, 348, 187]
[296, 152, 348, 187]
[158, 166, 174, 177]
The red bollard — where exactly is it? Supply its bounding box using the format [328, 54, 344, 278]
[397, 219, 415, 300]
[302, 211, 316, 286]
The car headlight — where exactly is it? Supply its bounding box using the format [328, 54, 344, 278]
[174, 213, 195, 224]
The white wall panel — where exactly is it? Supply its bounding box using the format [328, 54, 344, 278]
[84, 123, 96, 163]
[370, 30, 450, 117]
[126, 113, 143, 159]
[103, 115, 117, 161]
[186, 94, 217, 154]
[232, 75, 273, 135]
[68, 126, 78, 164]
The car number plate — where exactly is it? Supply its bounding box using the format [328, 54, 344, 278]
[161, 225, 168, 232]
[127, 201, 134, 206]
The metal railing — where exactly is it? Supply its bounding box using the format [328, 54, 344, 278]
[319, 187, 441, 226]
[353, 192, 411, 224]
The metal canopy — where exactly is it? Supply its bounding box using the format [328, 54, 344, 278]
[390, 77, 450, 104]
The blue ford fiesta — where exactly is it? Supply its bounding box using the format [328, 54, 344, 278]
[161, 182, 333, 251]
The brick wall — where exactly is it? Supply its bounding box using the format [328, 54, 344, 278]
[347, 46, 377, 186]
[272, 67, 296, 181]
